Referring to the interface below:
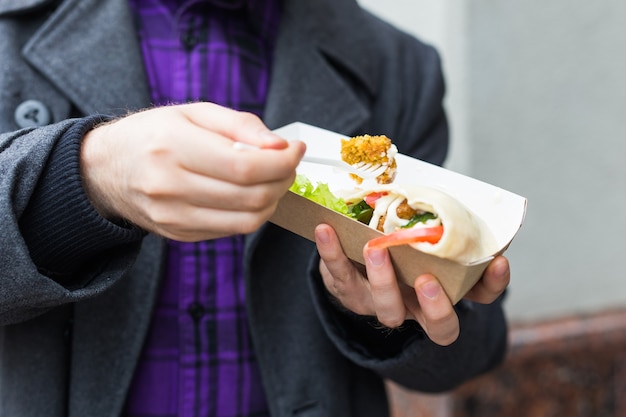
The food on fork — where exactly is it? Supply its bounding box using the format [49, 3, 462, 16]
[341, 134, 397, 184]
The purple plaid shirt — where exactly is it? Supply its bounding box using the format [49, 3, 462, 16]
[123, 0, 281, 416]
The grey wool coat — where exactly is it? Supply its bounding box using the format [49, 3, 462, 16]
[0, 0, 507, 416]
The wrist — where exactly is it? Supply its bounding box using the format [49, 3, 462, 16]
[80, 119, 122, 222]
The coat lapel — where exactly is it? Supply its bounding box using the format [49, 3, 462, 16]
[263, 0, 379, 134]
[0, 0, 49, 15]
[21, 0, 151, 115]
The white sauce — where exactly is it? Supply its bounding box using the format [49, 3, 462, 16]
[368, 193, 442, 234]
[386, 144, 398, 162]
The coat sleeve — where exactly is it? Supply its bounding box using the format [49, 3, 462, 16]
[0, 117, 144, 325]
[308, 251, 507, 393]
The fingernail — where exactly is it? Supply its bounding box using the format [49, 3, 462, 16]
[259, 130, 280, 139]
[316, 227, 330, 244]
[367, 248, 386, 266]
[259, 130, 284, 144]
[494, 257, 509, 278]
[420, 281, 441, 300]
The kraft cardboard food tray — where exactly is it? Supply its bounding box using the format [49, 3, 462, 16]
[269, 122, 527, 304]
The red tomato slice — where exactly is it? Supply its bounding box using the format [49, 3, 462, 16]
[367, 226, 444, 249]
[364, 192, 389, 208]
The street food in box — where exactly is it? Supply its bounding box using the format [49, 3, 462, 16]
[273, 121, 526, 301]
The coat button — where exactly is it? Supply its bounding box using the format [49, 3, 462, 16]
[14, 100, 51, 128]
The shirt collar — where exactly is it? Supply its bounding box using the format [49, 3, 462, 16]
[205, 0, 246, 9]
[158, 0, 276, 31]
[162, 0, 261, 12]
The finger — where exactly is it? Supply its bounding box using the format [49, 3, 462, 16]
[221, 139, 305, 184]
[140, 204, 280, 241]
[464, 256, 510, 304]
[413, 275, 459, 346]
[180, 102, 288, 149]
[315, 224, 373, 315]
[363, 243, 406, 328]
[141, 116, 305, 185]
[139, 165, 295, 213]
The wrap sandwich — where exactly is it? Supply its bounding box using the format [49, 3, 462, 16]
[290, 175, 498, 264]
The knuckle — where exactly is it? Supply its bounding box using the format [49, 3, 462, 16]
[229, 111, 264, 140]
[137, 176, 167, 198]
[435, 328, 460, 346]
[246, 189, 277, 212]
[423, 315, 459, 346]
[427, 309, 454, 327]
[146, 204, 178, 229]
[237, 111, 262, 129]
[233, 213, 268, 234]
[369, 280, 397, 295]
[230, 158, 257, 181]
[378, 315, 405, 329]
[350, 306, 372, 317]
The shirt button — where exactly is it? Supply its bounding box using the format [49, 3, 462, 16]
[14, 99, 51, 128]
[187, 302, 205, 321]
[181, 33, 198, 50]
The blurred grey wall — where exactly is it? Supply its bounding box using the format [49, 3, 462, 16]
[358, 0, 626, 322]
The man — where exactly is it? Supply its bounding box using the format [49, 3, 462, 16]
[0, 0, 510, 416]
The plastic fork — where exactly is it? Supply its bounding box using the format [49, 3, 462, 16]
[233, 142, 387, 180]
[300, 156, 386, 179]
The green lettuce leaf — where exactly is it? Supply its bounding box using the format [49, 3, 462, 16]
[289, 174, 352, 216]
